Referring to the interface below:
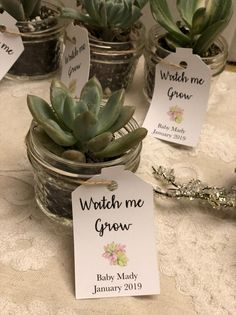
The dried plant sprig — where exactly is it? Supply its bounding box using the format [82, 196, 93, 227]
[152, 166, 236, 209]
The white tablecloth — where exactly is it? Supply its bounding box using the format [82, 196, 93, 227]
[0, 60, 235, 315]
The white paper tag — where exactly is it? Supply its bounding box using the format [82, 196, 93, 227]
[0, 11, 24, 80]
[143, 48, 211, 147]
[61, 23, 90, 96]
[72, 166, 160, 299]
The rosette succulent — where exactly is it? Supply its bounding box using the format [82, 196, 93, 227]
[60, 0, 148, 40]
[0, 0, 41, 21]
[149, 0, 233, 55]
[27, 77, 147, 162]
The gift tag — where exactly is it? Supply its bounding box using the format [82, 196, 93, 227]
[0, 11, 24, 80]
[72, 166, 160, 299]
[143, 48, 211, 147]
[61, 23, 90, 96]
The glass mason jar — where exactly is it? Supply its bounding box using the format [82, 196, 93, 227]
[88, 22, 145, 97]
[6, 1, 65, 80]
[25, 119, 142, 227]
[144, 25, 228, 100]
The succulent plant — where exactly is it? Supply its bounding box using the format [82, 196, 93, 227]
[149, 0, 233, 55]
[0, 0, 41, 21]
[27, 77, 147, 162]
[59, 0, 148, 40]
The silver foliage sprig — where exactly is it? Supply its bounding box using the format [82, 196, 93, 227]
[152, 166, 236, 209]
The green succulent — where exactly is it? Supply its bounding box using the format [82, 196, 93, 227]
[27, 77, 147, 162]
[0, 0, 41, 21]
[59, 0, 147, 40]
[149, 0, 233, 55]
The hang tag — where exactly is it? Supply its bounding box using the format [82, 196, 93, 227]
[143, 48, 211, 147]
[0, 11, 24, 80]
[61, 23, 90, 96]
[72, 166, 160, 299]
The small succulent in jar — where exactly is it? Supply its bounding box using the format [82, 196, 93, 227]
[59, 0, 148, 41]
[149, 0, 233, 56]
[27, 77, 147, 162]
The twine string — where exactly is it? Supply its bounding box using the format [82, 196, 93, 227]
[75, 179, 118, 191]
[0, 24, 38, 37]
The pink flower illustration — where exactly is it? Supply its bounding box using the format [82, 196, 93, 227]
[102, 242, 128, 266]
[167, 105, 184, 124]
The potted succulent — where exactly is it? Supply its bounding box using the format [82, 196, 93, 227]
[144, 0, 233, 99]
[25, 77, 147, 225]
[60, 0, 147, 96]
[0, 0, 66, 80]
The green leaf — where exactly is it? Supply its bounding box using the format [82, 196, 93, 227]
[94, 127, 147, 159]
[150, 0, 190, 46]
[109, 106, 135, 133]
[27, 95, 57, 125]
[177, 0, 205, 28]
[82, 0, 101, 24]
[96, 89, 124, 135]
[205, 0, 233, 28]
[87, 132, 113, 152]
[80, 77, 103, 116]
[0, 0, 25, 20]
[193, 20, 228, 55]
[74, 99, 89, 116]
[21, 0, 41, 19]
[73, 111, 98, 142]
[62, 95, 77, 130]
[192, 7, 207, 35]
[58, 7, 85, 20]
[41, 119, 77, 147]
[134, 0, 148, 10]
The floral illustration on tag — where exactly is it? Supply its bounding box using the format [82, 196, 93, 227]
[102, 242, 128, 266]
[167, 105, 184, 124]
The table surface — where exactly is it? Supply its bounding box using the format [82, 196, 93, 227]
[0, 59, 235, 315]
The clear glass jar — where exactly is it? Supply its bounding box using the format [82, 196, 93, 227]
[89, 22, 145, 96]
[25, 119, 142, 227]
[144, 25, 228, 100]
[6, 1, 65, 80]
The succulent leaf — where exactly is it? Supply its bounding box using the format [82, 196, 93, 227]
[41, 119, 77, 147]
[150, 0, 190, 46]
[193, 20, 228, 55]
[87, 132, 113, 152]
[27, 95, 57, 125]
[96, 89, 124, 135]
[62, 95, 78, 130]
[94, 127, 147, 158]
[191, 7, 207, 35]
[79, 76, 102, 116]
[176, 0, 205, 28]
[73, 111, 98, 142]
[21, 0, 41, 19]
[109, 106, 135, 134]
[0, 0, 25, 20]
[205, 0, 233, 28]
[0, 0, 41, 20]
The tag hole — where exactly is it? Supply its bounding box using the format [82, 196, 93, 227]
[0, 25, 6, 33]
[0, 8, 4, 14]
[107, 181, 118, 191]
[179, 61, 188, 69]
